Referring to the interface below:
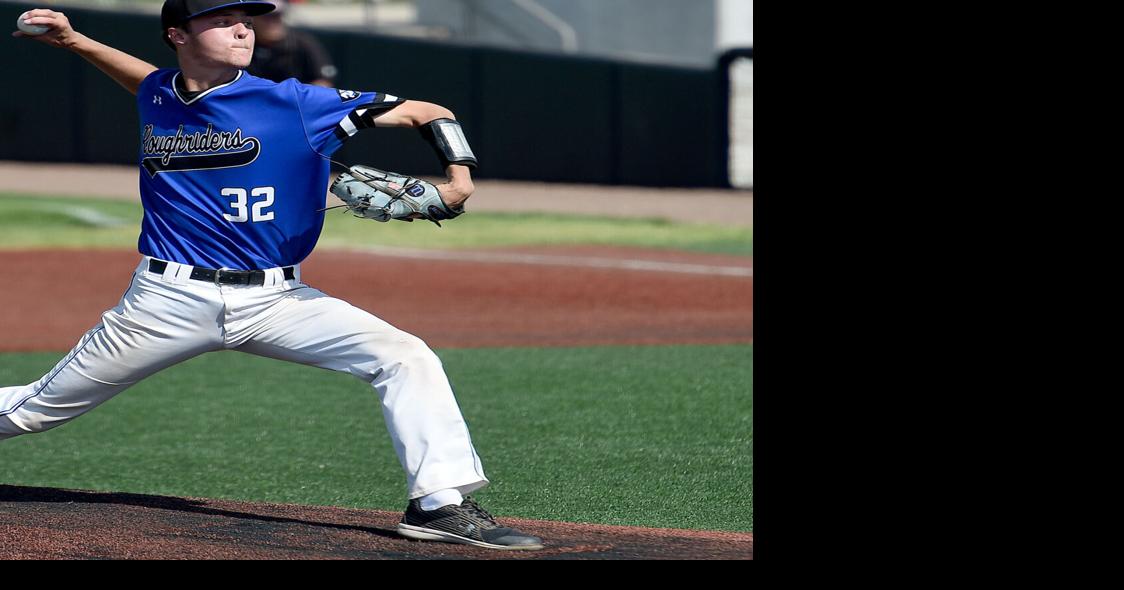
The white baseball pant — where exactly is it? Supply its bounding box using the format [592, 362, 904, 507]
[0, 257, 489, 499]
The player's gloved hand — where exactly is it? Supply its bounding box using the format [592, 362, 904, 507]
[328, 164, 464, 226]
[328, 165, 397, 222]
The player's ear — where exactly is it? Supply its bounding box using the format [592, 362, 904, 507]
[168, 27, 188, 46]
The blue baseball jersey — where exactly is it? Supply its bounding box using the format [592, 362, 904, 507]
[135, 69, 403, 269]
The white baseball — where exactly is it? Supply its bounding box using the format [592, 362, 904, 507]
[17, 12, 49, 36]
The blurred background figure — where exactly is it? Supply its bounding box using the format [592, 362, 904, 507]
[248, 0, 338, 86]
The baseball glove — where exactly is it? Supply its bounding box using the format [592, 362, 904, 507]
[327, 165, 464, 227]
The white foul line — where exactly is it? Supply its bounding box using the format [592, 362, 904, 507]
[340, 245, 753, 277]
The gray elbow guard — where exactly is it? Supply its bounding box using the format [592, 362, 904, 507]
[419, 118, 478, 169]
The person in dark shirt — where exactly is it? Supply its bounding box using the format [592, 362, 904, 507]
[247, 0, 337, 86]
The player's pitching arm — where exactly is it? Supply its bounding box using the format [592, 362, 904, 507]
[370, 101, 476, 211]
[13, 9, 158, 96]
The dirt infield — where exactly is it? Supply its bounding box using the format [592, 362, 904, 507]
[0, 247, 752, 351]
[0, 485, 752, 560]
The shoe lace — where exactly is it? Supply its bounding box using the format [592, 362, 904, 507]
[461, 496, 498, 525]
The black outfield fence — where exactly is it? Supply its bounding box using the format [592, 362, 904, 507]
[0, 2, 742, 187]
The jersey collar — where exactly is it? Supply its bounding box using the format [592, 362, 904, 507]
[172, 70, 244, 106]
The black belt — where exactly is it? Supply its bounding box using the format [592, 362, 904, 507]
[148, 259, 295, 286]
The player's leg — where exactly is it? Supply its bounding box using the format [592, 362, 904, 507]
[227, 282, 542, 549]
[226, 285, 488, 500]
[0, 259, 225, 439]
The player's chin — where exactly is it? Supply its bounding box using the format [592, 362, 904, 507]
[230, 47, 254, 67]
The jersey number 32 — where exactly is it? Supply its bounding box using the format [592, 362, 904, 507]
[222, 187, 275, 223]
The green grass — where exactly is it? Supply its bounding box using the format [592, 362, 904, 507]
[0, 195, 145, 248]
[0, 193, 752, 256]
[0, 344, 752, 532]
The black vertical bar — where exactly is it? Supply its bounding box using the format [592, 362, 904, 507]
[468, 45, 485, 179]
[608, 63, 621, 185]
[71, 11, 87, 163]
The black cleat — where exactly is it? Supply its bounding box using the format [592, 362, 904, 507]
[397, 496, 545, 550]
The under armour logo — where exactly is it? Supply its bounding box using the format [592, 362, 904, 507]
[153, 95, 162, 105]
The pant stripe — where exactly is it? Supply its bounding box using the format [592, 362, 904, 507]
[0, 325, 105, 417]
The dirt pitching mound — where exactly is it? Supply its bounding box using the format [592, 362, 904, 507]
[0, 485, 752, 560]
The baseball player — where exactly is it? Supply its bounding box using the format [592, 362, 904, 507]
[2, 0, 543, 551]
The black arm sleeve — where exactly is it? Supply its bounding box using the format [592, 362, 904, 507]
[418, 118, 478, 169]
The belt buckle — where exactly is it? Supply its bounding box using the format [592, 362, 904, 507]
[214, 267, 229, 286]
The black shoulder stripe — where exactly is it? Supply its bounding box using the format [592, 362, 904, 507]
[356, 103, 403, 127]
[332, 97, 408, 141]
[347, 110, 365, 130]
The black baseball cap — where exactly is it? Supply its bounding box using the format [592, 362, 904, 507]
[161, 0, 276, 49]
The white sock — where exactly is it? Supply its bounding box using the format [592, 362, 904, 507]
[420, 488, 464, 511]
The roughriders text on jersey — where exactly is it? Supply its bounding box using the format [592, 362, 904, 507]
[141, 123, 260, 177]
